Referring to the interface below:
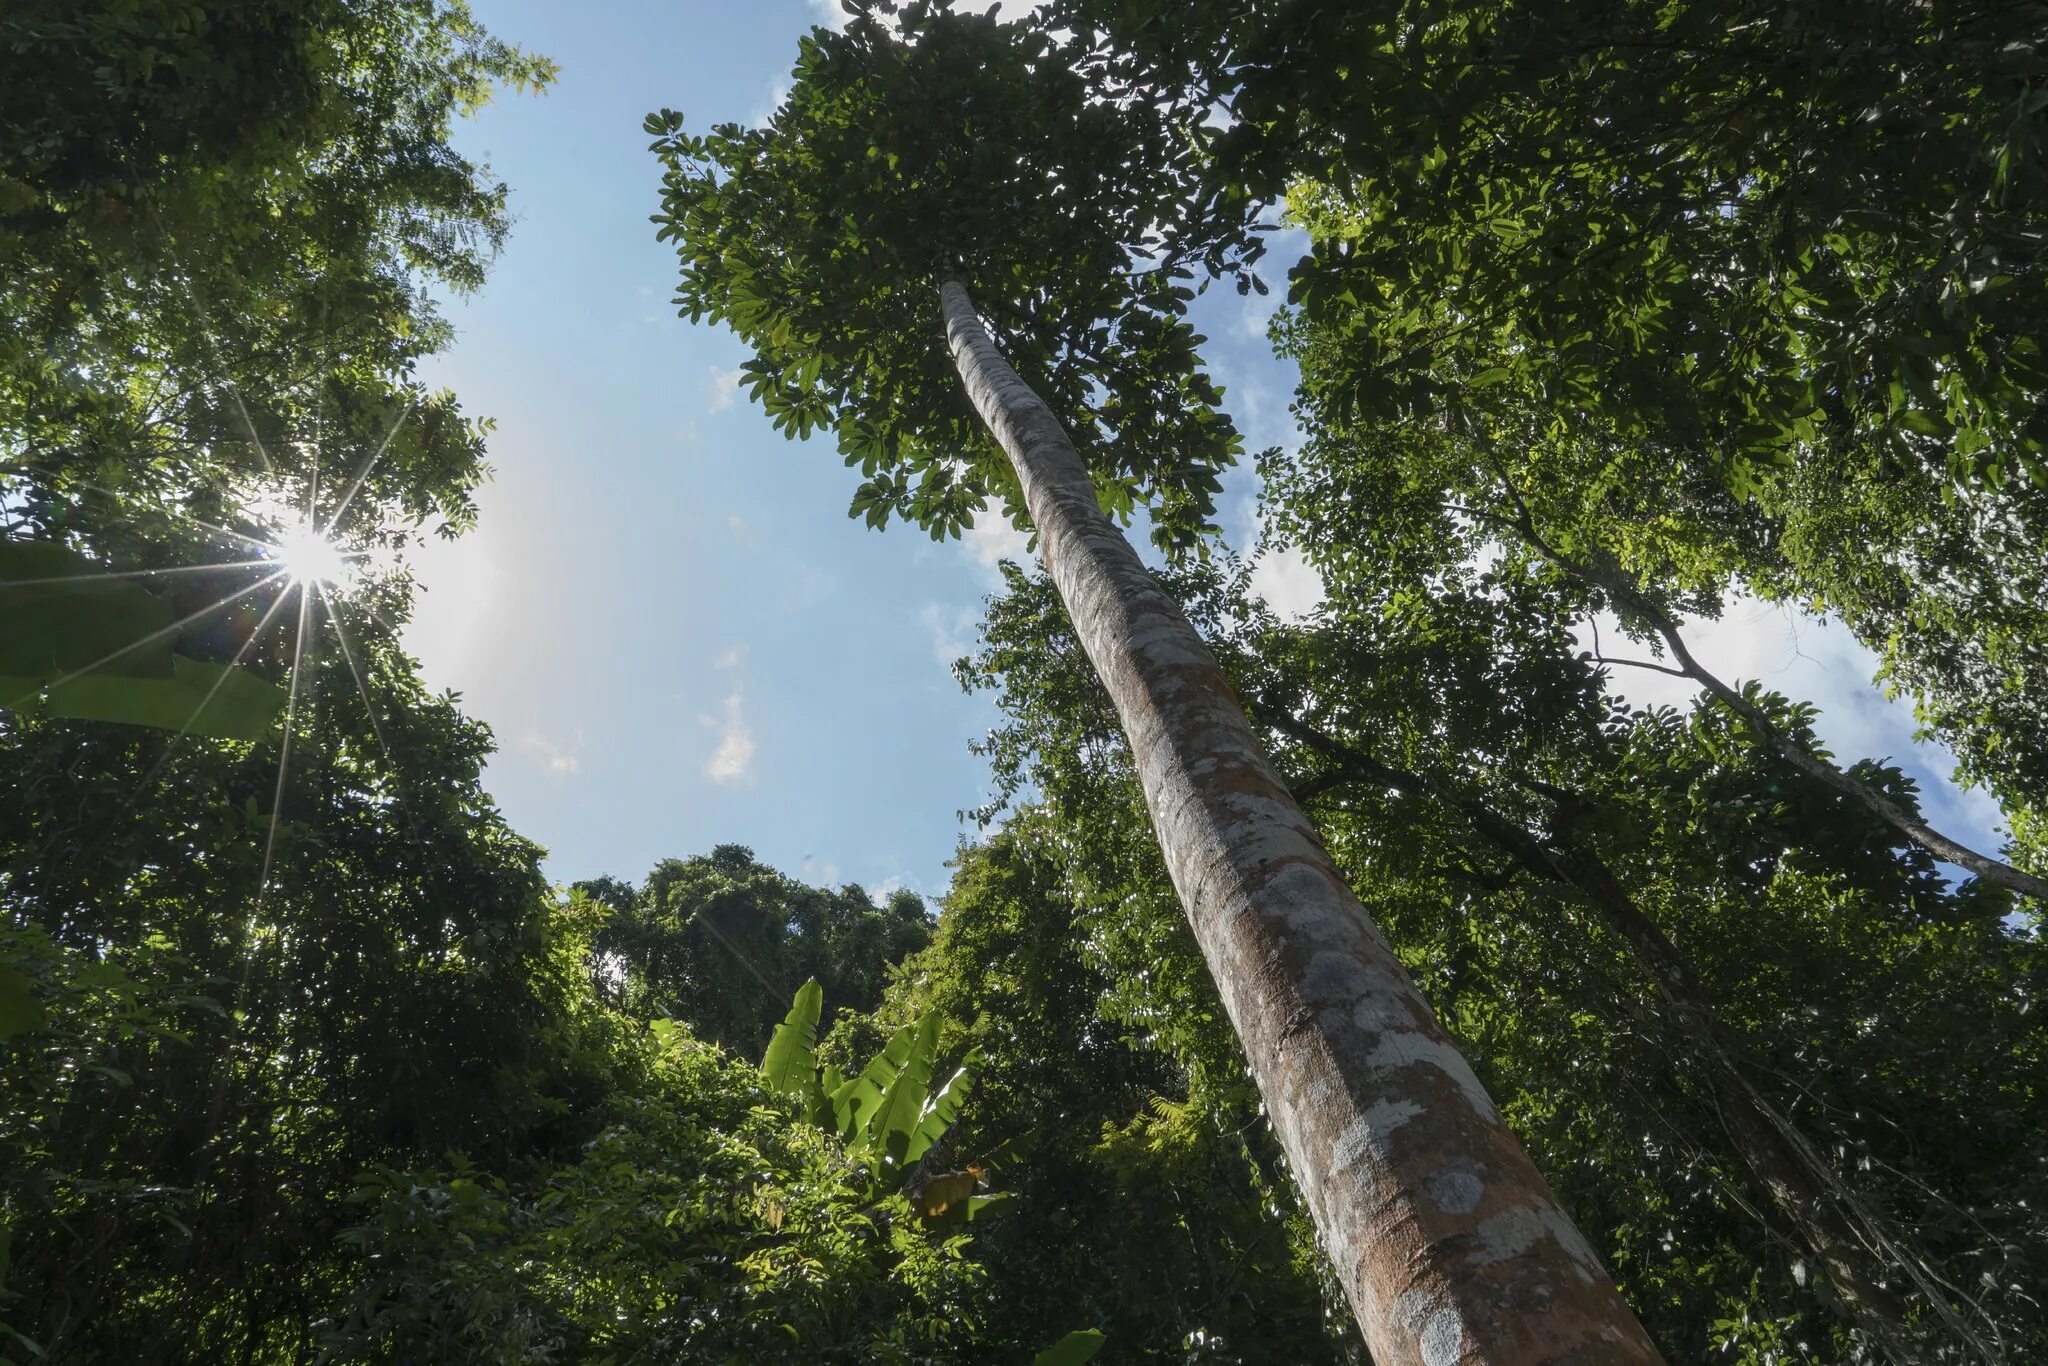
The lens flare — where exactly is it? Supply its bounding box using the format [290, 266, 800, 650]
[274, 520, 352, 587]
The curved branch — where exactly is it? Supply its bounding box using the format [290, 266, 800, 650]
[1481, 470, 2046, 902]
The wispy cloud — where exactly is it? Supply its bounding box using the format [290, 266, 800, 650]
[714, 643, 748, 670]
[779, 565, 837, 611]
[920, 602, 979, 668]
[703, 688, 756, 784]
[750, 75, 791, 128]
[962, 504, 1030, 582]
[1578, 593, 2007, 849]
[520, 728, 583, 776]
[707, 366, 745, 412]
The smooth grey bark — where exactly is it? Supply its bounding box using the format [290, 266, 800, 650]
[938, 274, 1664, 1365]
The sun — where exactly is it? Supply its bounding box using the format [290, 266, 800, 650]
[273, 519, 353, 587]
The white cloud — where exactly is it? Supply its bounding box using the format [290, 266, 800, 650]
[1248, 542, 1325, 623]
[714, 644, 748, 670]
[779, 565, 837, 611]
[634, 283, 668, 326]
[707, 366, 745, 412]
[751, 75, 791, 128]
[962, 504, 1031, 580]
[869, 874, 906, 904]
[520, 728, 583, 776]
[920, 602, 979, 667]
[1578, 592, 2008, 850]
[704, 689, 756, 784]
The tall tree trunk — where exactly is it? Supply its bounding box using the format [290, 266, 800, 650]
[938, 274, 1663, 1364]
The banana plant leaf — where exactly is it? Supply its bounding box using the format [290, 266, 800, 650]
[0, 541, 177, 680]
[43, 657, 286, 740]
[905, 1050, 979, 1166]
[1031, 1329, 1105, 1365]
[760, 978, 824, 1094]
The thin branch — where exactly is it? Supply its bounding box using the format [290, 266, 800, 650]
[1476, 456, 2046, 902]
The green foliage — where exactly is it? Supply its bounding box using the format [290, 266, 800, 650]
[965, 557, 2048, 1359]
[0, 541, 287, 739]
[1065, 0, 2048, 830]
[1073, 0, 2045, 489]
[762, 977, 828, 1094]
[35, 655, 286, 740]
[757, 979, 997, 1220]
[326, 1019, 987, 1363]
[3, 0, 554, 611]
[650, 1, 1244, 556]
[1033, 1328, 1107, 1365]
[877, 830, 1363, 1362]
[10, 2, 2047, 1362]
[582, 844, 933, 1057]
[0, 622, 627, 1357]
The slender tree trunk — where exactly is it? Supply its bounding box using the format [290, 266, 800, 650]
[938, 274, 1663, 1365]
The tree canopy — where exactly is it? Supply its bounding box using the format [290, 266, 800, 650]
[651, 1, 1243, 554]
[4, 0, 2045, 1361]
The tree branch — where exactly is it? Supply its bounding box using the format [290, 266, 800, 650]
[1475, 460, 2047, 902]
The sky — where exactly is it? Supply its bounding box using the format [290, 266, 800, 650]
[399, 0, 2006, 903]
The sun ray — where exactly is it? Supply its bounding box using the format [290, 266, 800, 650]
[134, 578, 301, 791]
[326, 589, 420, 835]
[353, 599, 409, 644]
[0, 559, 274, 589]
[33, 569, 290, 696]
[67, 482, 285, 558]
[131, 180, 277, 475]
[255, 581, 314, 910]
[322, 403, 413, 535]
[306, 411, 321, 524]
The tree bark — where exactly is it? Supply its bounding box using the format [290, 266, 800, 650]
[938, 274, 1663, 1364]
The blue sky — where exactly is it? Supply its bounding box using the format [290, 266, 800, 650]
[400, 0, 2004, 900]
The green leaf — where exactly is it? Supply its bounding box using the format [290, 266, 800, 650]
[43, 657, 286, 740]
[1032, 1329, 1106, 1366]
[0, 543, 177, 680]
[760, 978, 824, 1093]
[808, 1061, 843, 1127]
[0, 968, 44, 1038]
[905, 1051, 979, 1166]
[872, 1012, 940, 1165]
[843, 1019, 918, 1136]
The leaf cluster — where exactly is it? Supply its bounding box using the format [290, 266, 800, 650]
[650, 2, 1245, 556]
